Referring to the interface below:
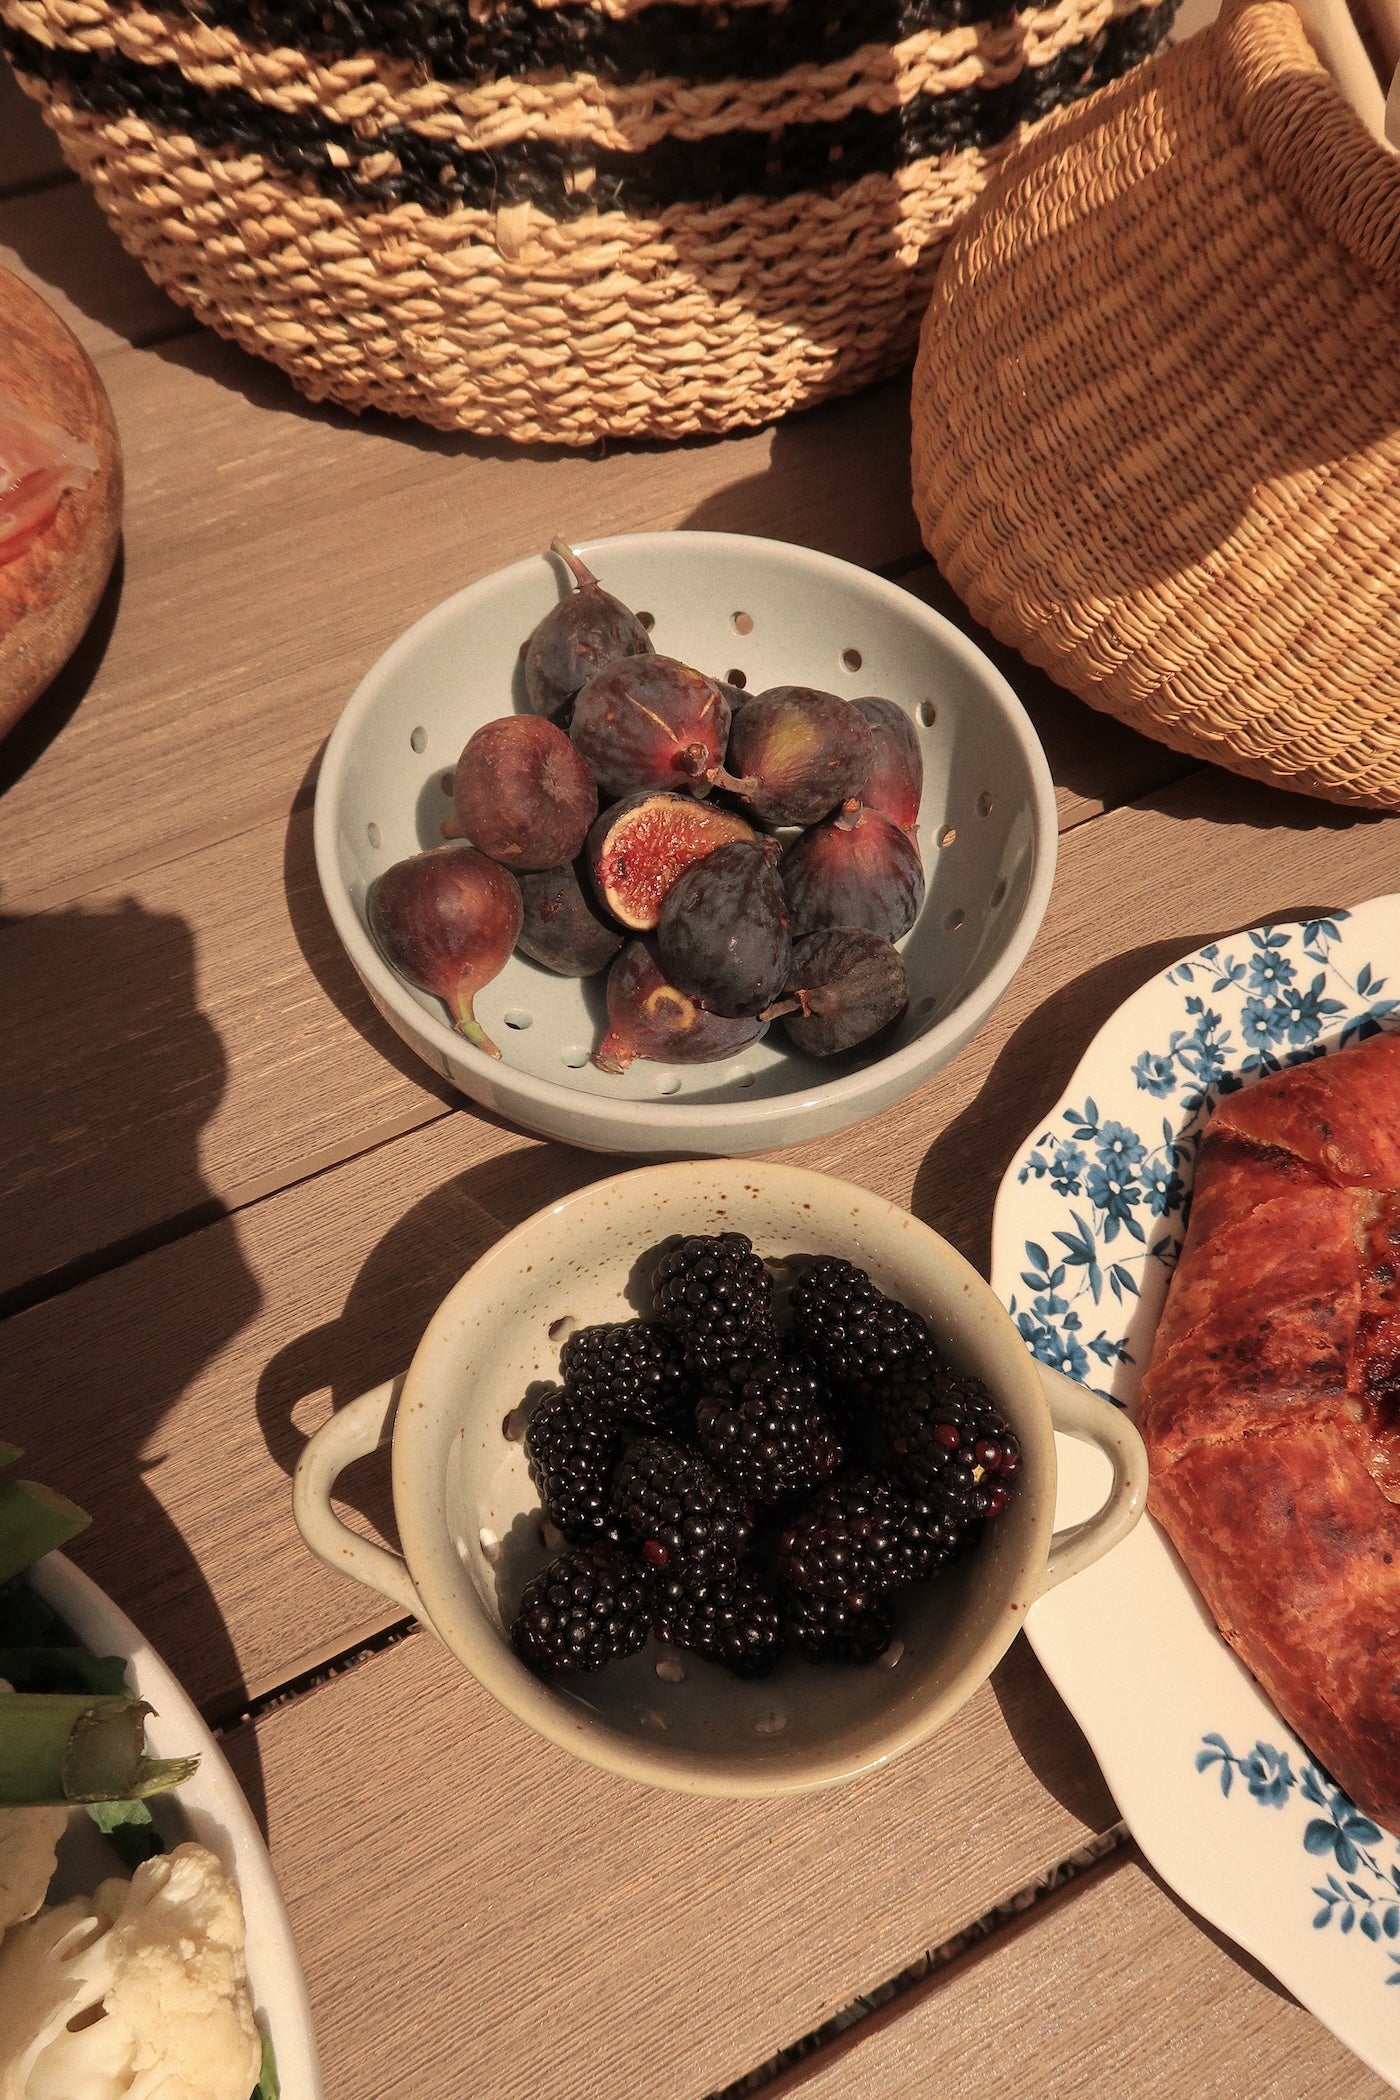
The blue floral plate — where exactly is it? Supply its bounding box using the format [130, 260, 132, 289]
[990, 895, 1400, 2088]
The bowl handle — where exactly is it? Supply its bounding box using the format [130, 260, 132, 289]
[1035, 1365, 1148, 1594]
[292, 1377, 431, 1626]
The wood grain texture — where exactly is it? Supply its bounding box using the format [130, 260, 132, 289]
[0, 337, 922, 912]
[218, 1626, 1115, 2100]
[2, 770, 1397, 1713]
[0, 180, 190, 360]
[0, 65, 66, 193]
[0, 640, 1201, 1293]
[786, 1848, 1392, 2097]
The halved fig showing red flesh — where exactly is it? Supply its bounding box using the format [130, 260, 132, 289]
[586, 790, 755, 931]
[570, 656, 733, 799]
[592, 942, 767, 1073]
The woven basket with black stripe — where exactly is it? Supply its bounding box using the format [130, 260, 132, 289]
[3, 0, 1175, 444]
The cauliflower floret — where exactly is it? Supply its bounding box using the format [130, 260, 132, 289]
[0, 1842, 261, 2100]
[0, 1809, 67, 1934]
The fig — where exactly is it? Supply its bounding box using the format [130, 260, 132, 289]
[726, 685, 874, 827]
[524, 538, 653, 724]
[516, 862, 623, 976]
[367, 843, 523, 1059]
[571, 656, 733, 800]
[774, 928, 908, 1057]
[854, 697, 923, 832]
[586, 790, 755, 931]
[445, 716, 597, 871]
[781, 801, 926, 942]
[593, 942, 766, 1073]
[656, 840, 790, 1019]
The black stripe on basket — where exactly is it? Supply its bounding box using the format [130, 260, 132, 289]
[4, 2, 1177, 218]
[159, 0, 1049, 90]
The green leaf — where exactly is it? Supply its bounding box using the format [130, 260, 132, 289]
[87, 1795, 164, 1869]
[251, 2029, 280, 2100]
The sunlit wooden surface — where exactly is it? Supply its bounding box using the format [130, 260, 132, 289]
[3, 67, 1395, 2099]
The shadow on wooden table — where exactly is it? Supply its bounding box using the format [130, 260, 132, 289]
[0, 891, 268, 1816]
[253, 1142, 620, 1549]
[909, 909, 1351, 1280]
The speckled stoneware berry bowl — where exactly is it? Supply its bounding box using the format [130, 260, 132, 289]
[313, 532, 1057, 1155]
[292, 1160, 1145, 1796]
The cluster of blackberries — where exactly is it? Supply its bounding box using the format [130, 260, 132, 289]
[509, 1234, 1021, 1682]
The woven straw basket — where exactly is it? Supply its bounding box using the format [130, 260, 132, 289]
[3, 0, 1174, 445]
[912, 0, 1400, 811]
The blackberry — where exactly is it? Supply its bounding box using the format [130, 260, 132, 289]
[696, 1359, 843, 1504]
[652, 1232, 778, 1377]
[777, 1469, 922, 1601]
[653, 1569, 784, 1678]
[559, 1319, 695, 1438]
[524, 1386, 624, 1545]
[786, 1589, 894, 1665]
[611, 1437, 753, 1580]
[511, 1549, 652, 1677]
[787, 1258, 934, 1404]
[879, 1362, 1021, 1521]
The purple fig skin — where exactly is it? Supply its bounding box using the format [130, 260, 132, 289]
[515, 862, 623, 976]
[571, 656, 731, 800]
[781, 802, 926, 942]
[523, 541, 653, 724]
[367, 843, 523, 1059]
[585, 790, 755, 932]
[592, 941, 766, 1073]
[853, 697, 923, 832]
[656, 840, 791, 1018]
[776, 928, 908, 1057]
[727, 686, 874, 827]
[447, 716, 598, 871]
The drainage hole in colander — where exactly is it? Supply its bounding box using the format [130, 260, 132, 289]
[918, 701, 937, 727]
[656, 1075, 682, 1096]
[504, 1010, 533, 1030]
[978, 791, 994, 817]
[726, 668, 748, 688]
[990, 878, 1008, 909]
[732, 610, 754, 635]
[560, 1046, 589, 1068]
[410, 725, 426, 754]
[946, 907, 966, 932]
[939, 825, 957, 849]
[637, 610, 655, 631]
[841, 647, 862, 673]
[367, 822, 383, 849]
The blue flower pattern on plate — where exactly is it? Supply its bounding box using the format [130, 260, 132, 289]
[1197, 1734, 1400, 1985]
[1007, 915, 1399, 1378]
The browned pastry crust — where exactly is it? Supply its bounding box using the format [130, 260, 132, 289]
[1137, 1028, 1400, 1827]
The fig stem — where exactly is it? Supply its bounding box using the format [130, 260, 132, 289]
[452, 982, 503, 1060]
[591, 1038, 631, 1074]
[833, 798, 863, 831]
[548, 536, 598, 592]
[706, 763, 760, 796]
[675, 741, 711, 779]
[759, 992, 810, 1022]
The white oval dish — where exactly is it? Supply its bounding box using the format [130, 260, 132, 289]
[28, 1553, 323, 2100]
[313, 532, 1057, 1155]
[991, 894, 1400, 2089]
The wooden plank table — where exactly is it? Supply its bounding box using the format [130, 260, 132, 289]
[2, 67, 1395, 2100]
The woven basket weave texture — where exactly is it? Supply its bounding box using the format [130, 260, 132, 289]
[4, 0, 1173, 443]
[912, 0, 1400, 811]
